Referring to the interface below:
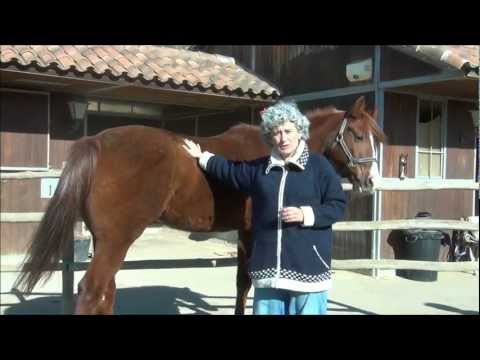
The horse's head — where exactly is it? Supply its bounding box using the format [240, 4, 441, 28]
[307, 96, 387, 194]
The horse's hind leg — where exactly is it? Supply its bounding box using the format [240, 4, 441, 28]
[102, 279, 117, 314]
[234, 229, 252, 315]
[75, 277, 116, 315]
[75, 231, 132, 315]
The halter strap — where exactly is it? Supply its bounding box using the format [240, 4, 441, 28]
[329, 117, 377, 168]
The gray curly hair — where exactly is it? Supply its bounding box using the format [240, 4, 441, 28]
[260, 101, 310, 147]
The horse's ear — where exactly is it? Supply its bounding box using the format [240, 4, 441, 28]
[350, 96, 366, 118]
[371, 108, 378, 121]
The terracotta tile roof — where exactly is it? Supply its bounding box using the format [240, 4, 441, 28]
[390, 45, 479, 78]
[0, 45, 280, 98]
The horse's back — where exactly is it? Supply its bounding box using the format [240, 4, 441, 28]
[94, 125, 177, 158]
[93, 123, 267, 159]
[193, 124, 268, 161]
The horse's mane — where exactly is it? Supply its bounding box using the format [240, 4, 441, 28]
[229, 123, 258, 131]
[220, 106, 387, 143]
[361, 111, 387, 143]
[208, 123, 262, 142]
[306, 106, 387, 143]
[306, 106, 343, 119]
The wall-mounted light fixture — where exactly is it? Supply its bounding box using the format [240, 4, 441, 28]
[68, 99, 88, 121]
[399, 153, 408, 180]
[469, 109, 478, 128]
[68, 98, 88, 133]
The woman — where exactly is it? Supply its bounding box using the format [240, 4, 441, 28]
[183, 101, 346, 315]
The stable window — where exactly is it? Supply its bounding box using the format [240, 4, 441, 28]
[0, 89, 49, 170]
[86, 99, 165, 136]
[416, 99, 446, 178]
[87, 100, 163, 118]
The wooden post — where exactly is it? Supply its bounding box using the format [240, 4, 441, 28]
[62, 236, 75, 315]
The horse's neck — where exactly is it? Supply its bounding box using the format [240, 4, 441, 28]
[307, 115, 343, 154]
[197, 119, 343, 158]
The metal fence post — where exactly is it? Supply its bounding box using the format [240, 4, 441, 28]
[62, 236, 74, 314]
[372, 45, 384, 278]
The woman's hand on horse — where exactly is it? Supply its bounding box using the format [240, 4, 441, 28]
[183, 139, 203, 158]
[281, 207, 304, 223]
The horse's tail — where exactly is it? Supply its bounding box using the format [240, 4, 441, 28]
[13, 137, 99, 293]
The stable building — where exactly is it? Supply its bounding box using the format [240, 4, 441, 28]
[0, 45, 279, 255]
[199, 45, 479, 265]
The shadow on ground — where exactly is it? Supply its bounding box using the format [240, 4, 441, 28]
[188, 233, 215, 242]
[4, 286, 380, 315]
[188, 231, 237, 244]
[327, 300, 377, 315]
[424, 302, 479, 315]
[3, 286, 220, 315]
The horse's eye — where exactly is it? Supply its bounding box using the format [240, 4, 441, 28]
[348, 128, 363, 141]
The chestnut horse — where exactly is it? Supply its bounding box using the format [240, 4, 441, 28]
[14, 96, 386, 314]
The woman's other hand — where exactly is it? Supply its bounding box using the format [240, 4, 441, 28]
[281, 207, 304, 223]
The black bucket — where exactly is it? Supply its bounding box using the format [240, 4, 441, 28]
[397, 212, 444, 282]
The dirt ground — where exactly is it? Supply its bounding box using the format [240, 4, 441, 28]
[1, 226, 478, 315]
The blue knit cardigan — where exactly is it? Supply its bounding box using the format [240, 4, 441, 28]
[199, 141, 347, 292]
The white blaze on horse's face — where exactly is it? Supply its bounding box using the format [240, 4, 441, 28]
[368, 132, 380, 188]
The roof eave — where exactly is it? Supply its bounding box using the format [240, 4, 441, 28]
[388, 45, 479, 79]
[0, 61, 280, 103]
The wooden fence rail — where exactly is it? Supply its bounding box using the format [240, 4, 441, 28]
[2, 212, 478, 232]
[371, 178, 480, 191]
[3, 258, 477, 273]
[1, 170, 479, 191]
[0, 169, 62, 179]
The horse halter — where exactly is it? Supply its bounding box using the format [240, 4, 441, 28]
[329, 116, 378, 168]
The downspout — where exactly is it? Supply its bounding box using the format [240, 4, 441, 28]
[372, 45, 384, 278]
[251, 45, 256, 72]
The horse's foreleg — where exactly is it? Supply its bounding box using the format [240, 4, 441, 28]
[234, 230, 252, 315]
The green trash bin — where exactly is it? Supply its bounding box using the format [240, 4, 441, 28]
[397, 212, 444, 282]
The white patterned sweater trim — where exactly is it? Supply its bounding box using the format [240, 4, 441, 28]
[250, 268, 332, 292]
